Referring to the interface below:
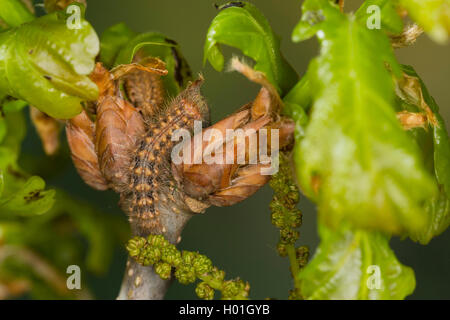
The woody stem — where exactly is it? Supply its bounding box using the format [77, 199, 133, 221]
[117, 205, 194, 300]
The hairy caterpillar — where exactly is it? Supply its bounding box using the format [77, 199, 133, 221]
[66, 58, 293, 236]
[67, 60, 210, 235]
[124, 78, 209, 233]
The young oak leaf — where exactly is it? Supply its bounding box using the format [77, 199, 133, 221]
[0, 103, 124, 281]
[292, 0, 436, 235]
[291, 0, 341, 43]
[100, 23, 192, 97]
[0, 175, 55, 216]
[113, 32, 192, 97]
[298, 223, 415, 300]
[204, 1, 298, 95]
[0, 92, 123, 291]
[0, 7, 99, 119]
[354, 0, 403, 34]
[397, 66, 450, 196]
[99, 22, 137, 69]
[293, 0, 403, 42]
[283, 73, 311, 141]
[0, 107, 26, 154]
[395, 65, 450, 244]
[0, 0, 34, 28]
[0, 109, 55, 217]
[0, 151, 54, 219]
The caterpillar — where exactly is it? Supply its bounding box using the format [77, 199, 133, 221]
[67, 60, 210, 235]
[66, 57, 292, 237]
[124, 78, 209, 233]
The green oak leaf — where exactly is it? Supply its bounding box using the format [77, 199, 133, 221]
[283, 72, 312, 112]
[99, 22, 137, 69]
[395, 65, 450, 244]
[0, 175, 55, 216]
[0, 0, 34, 28]
[204, 1, 297, 95]
[293, 0, 403, 42]
[293, 0, 436, 235]
[397, 65, 450, 196]
[0, 84, 125, 292]
[417, 186, 450, 244]
[0, 9, 99, 119]
[0, 103, 125, 278]
[100, 23, 192, 97]
[1, 97, 27, 113]
[0, 171, 3, 197]
[298, 223, 415, 300]
[291, 0, 340, 42]
[0, 117, 6, 143]
[355, 0, 403, 34]
[283, 74, 311, 141]
[113, 31, 192, 97]
[0, 108, 26, 154]
[0, 110, 26, 173]
[399, 0, 450, 44]
[0, 108, 55, 217]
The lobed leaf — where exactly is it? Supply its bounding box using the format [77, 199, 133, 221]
[292, 0, 436, 235]
[0, 117, 6, 143]
[283, 74, 311, 141]
[298, 223, 415, 300]
[291, 0, 341, 42]
[99, 22, 136, 69]
[100, 24, 192, 97]
[114, 32, 191, 97]
[0, 109, 55, 217]
[0, 103, 127, 292]
[0, 176, 55, 216]
[0, 8, 99, 119]
[0, 108, 25, 154]
[396, 65, 450, 243]
[0, 0, 34, 28]
[204, 1, 297, 95]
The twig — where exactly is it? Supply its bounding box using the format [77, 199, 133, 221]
[117, 205, 193, 300]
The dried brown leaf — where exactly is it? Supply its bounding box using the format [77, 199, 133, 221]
[66, 110, 108, 190]
[29, 107, 62, 155]
[95, 96, 145, 191]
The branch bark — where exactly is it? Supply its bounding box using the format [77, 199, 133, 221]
[117, 204, 194, 300]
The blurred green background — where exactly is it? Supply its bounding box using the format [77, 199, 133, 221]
[24, 0, 450, 299]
